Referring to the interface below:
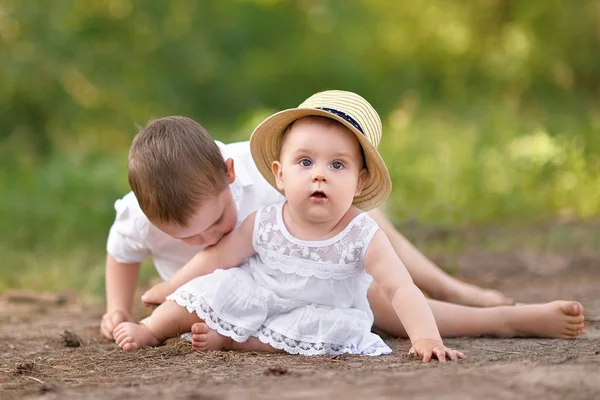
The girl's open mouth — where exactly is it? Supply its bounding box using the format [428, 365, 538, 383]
[309, 190, 328, 202]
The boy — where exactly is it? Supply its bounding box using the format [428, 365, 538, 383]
[102, 116, 583, 341]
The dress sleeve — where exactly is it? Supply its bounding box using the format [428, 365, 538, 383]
[359, 215, 381, 260]
[251, 205, 264, 254]
[106, 194, 151, 264]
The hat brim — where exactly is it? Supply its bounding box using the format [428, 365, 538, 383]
[250, 107, 392, 211]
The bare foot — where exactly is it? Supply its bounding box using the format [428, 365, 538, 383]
[114, 322, 161, 351]
[439, 280, 514, 307]
[191, 323, 232, 351]
[502, 301, 585, 339]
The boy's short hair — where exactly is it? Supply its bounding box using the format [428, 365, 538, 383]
[128, 116, 228, 226]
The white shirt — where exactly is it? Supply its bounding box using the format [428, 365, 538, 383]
[106, 141, 284, 280]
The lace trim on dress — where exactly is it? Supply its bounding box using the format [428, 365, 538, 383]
[255, 326, 392, 356]
[258, 252, 367, 280]
[253, 202, 379, 279]
[169, 290, 392, 356]
[170, 291, 255, 342]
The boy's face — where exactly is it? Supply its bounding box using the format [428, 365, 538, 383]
[271, 118, 366, 223]
[153, 160, 239, 246]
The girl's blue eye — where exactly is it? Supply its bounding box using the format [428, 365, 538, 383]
[331, 161, 344, 170]
[300, 159, 312, 167]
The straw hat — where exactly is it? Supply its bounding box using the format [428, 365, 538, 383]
[249, 90, 392, 210]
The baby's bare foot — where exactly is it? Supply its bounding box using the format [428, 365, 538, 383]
[191, 323, 232, 351]
[505, 300, 585, 339]
[441, 281, 514, 308]
[114, 322, 161, 351]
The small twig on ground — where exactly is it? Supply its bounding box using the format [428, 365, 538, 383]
[100, 349, 120, 358]
[85, 356, 105, 372]
[24, 376, 45, 384]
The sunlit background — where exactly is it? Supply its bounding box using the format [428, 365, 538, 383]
[1, 0, 599, 295]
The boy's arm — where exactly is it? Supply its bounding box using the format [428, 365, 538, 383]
[101, 254, 140, 339]
[364, 231, 465, 362]
[142, 212, 258, 304]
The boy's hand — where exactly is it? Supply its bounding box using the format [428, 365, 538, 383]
[141, 281, 176, 306]
[409, 339, 466, 362]
[101, 310, 133, 340]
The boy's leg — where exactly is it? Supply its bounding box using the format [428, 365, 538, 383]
[114, 300, 202, 351]
[368, 283, 585, 339]
[369, 209, 513, 307]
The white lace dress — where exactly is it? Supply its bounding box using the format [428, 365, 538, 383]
[167, 201, 392, 356]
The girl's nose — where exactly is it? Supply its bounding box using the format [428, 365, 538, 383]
[311, 168, 327, 182]
[312, 174, 327, 182]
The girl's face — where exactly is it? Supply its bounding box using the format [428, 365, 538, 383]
[272, 118, 367, 224]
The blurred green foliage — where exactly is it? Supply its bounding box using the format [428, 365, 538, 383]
[1, 0, 599, 292]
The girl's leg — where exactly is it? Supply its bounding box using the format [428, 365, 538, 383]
[369, 209, 513, 307]
[114, 300, 202, 351]
[368, 283, 585, 339]
[191, 323, 282, 352]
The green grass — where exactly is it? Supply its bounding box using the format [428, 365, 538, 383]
[1, 98, 599, 296]
[0, 151, 125, 294]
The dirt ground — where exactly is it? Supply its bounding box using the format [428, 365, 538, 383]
[2, 226, 600, 399]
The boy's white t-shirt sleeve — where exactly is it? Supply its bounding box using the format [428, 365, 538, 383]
[220, 140, 285, 223]
[106, 192, 151, 264]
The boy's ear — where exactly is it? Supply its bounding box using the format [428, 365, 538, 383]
[271, 161, 285, 191]
[225, 158, 236, 184]
[355, 168, 368, 196]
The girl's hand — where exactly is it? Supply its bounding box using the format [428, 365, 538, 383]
[409, 339, 466, 362]
[141, 281, 176, 306]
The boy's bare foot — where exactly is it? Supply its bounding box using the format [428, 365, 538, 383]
[503, 300, 585, 339]
[191, 323, 233, 351]
[439, 280, 514, 307]
[114, 322, 161, 351]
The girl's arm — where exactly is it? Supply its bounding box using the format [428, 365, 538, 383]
[364, 230, 465, 362]
[141, 212, 258, 305]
